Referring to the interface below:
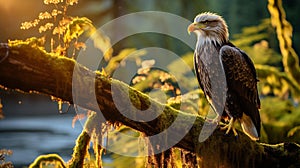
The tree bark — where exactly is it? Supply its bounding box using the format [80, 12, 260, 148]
[0, 42, 299, 167]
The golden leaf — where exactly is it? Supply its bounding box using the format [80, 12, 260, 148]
[66, 0, 78, 5]
[51, 9, 62, 17]
[39, 23, 54, 33]
[44, 0, 63, 5]
[20, 21, 33, 30]
[74, 42, 86, 50]
[39, 12, 52, 20]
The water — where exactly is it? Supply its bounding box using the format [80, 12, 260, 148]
[0, 115, 83, 167]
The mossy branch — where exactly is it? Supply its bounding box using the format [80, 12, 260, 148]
[0, 42, 300, 167]
[68, 131, 91, 168]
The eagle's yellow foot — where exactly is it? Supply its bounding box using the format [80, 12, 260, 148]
[220, 117, 238, 137]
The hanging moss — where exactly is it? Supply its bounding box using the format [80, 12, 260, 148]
[68, 131, 91, 168]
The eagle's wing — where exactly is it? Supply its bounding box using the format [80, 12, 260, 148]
[194, 49, 227, 118]
[220, 44, 261, 138]
[193, 53, 206, 95]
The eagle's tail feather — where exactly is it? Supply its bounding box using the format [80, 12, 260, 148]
[240, 114, 259, 141]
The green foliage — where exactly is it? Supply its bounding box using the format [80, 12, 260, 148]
[19, 0, 114, 60]
[232, 19, 281, 67]
[260, 97, 300, 143]
[20, 0, 79, 56]
[104, 48, 145, 75]
[256, 64, 300, 99]
[232, 18, 300, 99]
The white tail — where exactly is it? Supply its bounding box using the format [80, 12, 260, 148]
[240, 114, 259, 141]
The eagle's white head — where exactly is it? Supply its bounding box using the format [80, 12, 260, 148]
[188, 12, 229, 45]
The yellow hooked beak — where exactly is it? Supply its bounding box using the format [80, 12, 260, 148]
[187, 22, 206, 35]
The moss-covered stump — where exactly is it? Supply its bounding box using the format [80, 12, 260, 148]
[29, 154, 66, 168]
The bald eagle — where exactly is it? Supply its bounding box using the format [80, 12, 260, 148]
[188, 12, 261, 141]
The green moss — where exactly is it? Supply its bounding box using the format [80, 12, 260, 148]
[196, 130, 264, 167]
[29, 154, 66, 168]
[69, 131, 91, 168]
[260, 97, 300, 143]
[260, 97, 294, 121]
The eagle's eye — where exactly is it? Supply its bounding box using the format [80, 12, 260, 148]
[203, 21, 208, 25]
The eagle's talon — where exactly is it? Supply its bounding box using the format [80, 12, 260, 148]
[220, 117, 239, 137]
[219, 122, 227, 127]
[232, 127, 238, 137]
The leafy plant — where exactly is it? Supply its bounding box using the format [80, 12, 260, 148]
[0, 149, 13, 168]
[20, 0, 98, 58]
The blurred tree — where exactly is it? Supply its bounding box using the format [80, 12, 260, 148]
[207, 0, 269, 35]
[282, 0, 300, 54]
[268, 0, 300, 86]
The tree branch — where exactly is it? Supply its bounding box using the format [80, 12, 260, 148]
[0, 42, 299, 167]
